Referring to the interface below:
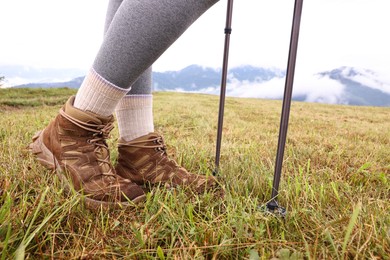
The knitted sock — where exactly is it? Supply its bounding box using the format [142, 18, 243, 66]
[74, 68, 128, 116]
[115, 95, 154, 141]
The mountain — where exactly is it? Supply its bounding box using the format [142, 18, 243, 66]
[153, 65, 284, 91]
[318, 67, 390, 106]
[16, 76, 84, 89]
[3, 64, 390, 107]
[153, 65, 390, 107]
[0, 65, 86, 86]
[153, 65, 222, 90]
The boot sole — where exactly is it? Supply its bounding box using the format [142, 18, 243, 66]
[29, 130, 146, 210]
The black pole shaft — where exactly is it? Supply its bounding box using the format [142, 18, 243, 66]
[268, 0, 304, 210]
[214, 0, 234, 174]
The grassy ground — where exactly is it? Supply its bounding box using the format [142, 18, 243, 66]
[0, 88, 389, 259]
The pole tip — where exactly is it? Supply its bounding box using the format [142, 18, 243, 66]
[264, 200, 287, 217]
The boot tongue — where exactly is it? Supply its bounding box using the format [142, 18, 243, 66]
[138, 132, 160, 142]
[64, 96, 114, 125]
[118, 133, 156, 145]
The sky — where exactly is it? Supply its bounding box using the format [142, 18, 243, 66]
[1, 0, 390, 76]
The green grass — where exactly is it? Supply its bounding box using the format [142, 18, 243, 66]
[0, 87, 76, 107]
[0, 88, 389, 259]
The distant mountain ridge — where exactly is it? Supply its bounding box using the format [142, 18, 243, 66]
[16, 77, 84, 89]
[319, 67, 390, 107]
[3, 64, 390, 107]
[0, 65, 86, 86]
[153, 65, 285, 91]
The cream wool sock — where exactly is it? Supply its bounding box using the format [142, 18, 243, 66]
[74, 68, 128, 117]
[115, 95, 154, 141]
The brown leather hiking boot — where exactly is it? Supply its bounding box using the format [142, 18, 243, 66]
[115, 133, 219, 193]
[29, 96, 145, 209]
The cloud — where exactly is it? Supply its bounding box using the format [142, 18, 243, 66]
[293, 74, 346, 104]
[343, 68, 390, 94]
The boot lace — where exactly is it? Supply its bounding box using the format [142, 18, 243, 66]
[60, 109, 116, 178]
[119, 135, 180, 168]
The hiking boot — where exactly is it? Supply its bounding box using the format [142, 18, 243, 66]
[116, 133, 219, 193]
[29, 96, 145, 209]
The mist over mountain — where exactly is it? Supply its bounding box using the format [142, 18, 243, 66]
[3, 64, 390, 107]
[0, 65, 86, 86]
[318, 67, 390, 106]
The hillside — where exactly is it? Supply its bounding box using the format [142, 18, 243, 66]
[0, 88, 389, 259]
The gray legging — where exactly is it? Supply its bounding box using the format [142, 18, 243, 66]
[95, 0, 219, 91]
[104, 0, 152, 94]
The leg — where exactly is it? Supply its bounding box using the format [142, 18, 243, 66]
[105, 0, 154, 142]
[104, 0, 152, 97]
[30, 0, 220, 209]
[105, 0, 220, 193]
[74, 0, 219, 117]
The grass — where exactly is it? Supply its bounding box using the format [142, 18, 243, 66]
[0, 87, 75, 108]
[0, 88, 389, 259]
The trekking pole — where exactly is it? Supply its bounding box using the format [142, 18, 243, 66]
[214, 0, 234, 175]
[266, 0, 304, 215]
